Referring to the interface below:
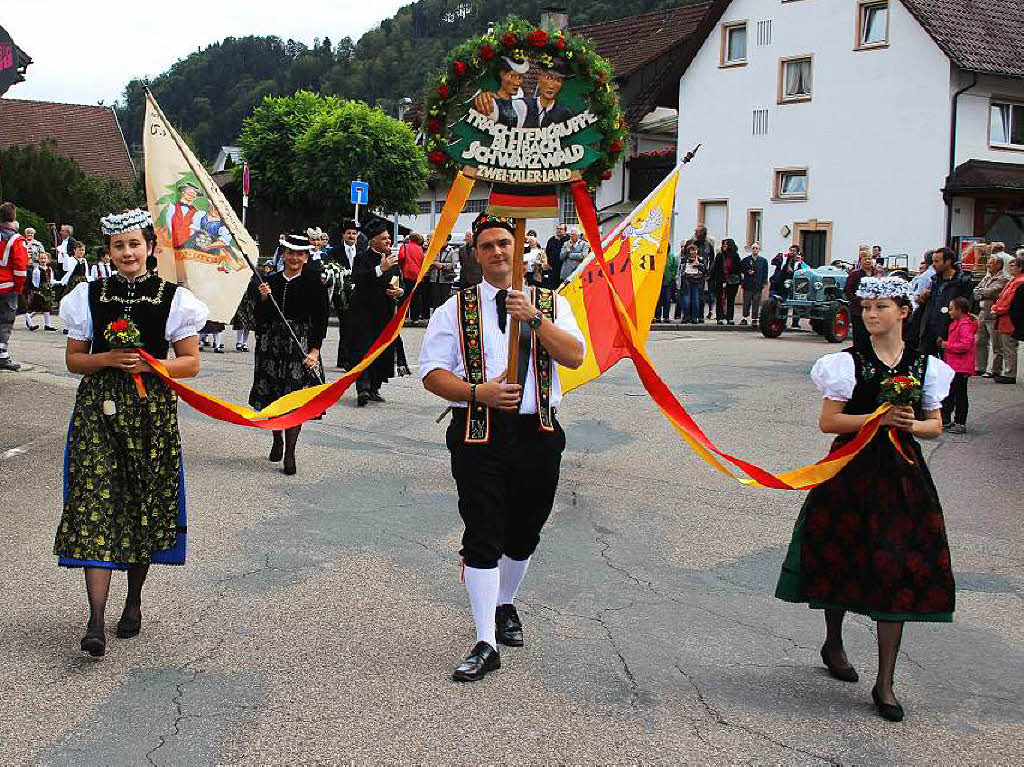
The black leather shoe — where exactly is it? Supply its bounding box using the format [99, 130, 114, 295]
[81, 627, 106, 657]
[452, 641, 500, 682]
[820, 644, 858, 683]
[269, 438, 284, 462]
[357, 393, 369, 407]
[495, 604, 524, 647]
[282, 454, 296, 475]
[872, 685, 904, 722]
[116, 612, 142, 639]
[368, 391, 385, 403]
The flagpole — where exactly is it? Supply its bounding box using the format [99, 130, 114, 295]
[143, 87, 323, 384]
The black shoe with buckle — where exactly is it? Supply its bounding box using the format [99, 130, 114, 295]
[81, 625, 106, 657]
[495, 604, 524, 647]
[452, 641, 501, 682]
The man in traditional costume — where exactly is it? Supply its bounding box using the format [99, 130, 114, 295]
[521, 60, 574, 128]
[349, 219, 404, 406]
[333, 220, 361, 370]
[472, 56, 529, 128]
[420, 213, 586, 682]
[161, 181, 202, 249]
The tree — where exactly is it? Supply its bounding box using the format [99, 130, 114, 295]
[295, 100, 427, 218]
[240, 92, 427, 221]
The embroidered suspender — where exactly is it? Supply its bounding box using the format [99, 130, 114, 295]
[456, 285, 558, 443]
[532, 286, 556, 433]
[457, 287, 490, 444]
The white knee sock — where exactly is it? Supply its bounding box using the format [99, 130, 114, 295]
[44, 312, 52, 327]
[464, 565, 499, 649]
[498, 555, 531, 605]
[236, 329, 249, 346]
[213, 331, 223, 347]
[25, 314, 33, 327]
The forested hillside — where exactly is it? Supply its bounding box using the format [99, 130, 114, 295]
[116, 0, 705, 161]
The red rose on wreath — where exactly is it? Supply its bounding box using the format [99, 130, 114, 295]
[501, 32, 518, 47]
[554, 36, 566, 51]
[528, 29, 548, 47]
[428, 150, 447, 165]
[427, 120, 441, 135]
[480, 44, 495, 62]
[453, 60, 467, 77]
[610, 140, 622, 153]
[602, 170, 613, 180]
[437, 84, 450, 99]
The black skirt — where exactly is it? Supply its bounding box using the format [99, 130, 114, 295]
[248, 319, 325, 413]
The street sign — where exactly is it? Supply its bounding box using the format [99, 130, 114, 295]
[351, 181, 369, 206]
[242, 162, 250, 196]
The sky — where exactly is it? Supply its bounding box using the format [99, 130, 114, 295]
[3, 0, 409, 106]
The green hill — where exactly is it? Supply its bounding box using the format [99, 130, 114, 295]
[116, 0, 704, 162]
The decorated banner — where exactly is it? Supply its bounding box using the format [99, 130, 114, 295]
[557, 168, 678, 393]
[143, 90, 252, 323]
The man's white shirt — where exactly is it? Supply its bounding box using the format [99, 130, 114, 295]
[419, 279, 585, 414]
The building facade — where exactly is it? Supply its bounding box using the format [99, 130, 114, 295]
[674, 0, 1024, 265]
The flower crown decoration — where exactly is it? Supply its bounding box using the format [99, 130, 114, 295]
[422, 16, 627, 187]
[856, 276, 914, 301]
[472, 213, 515, 239]
[101, 209, 154, 237]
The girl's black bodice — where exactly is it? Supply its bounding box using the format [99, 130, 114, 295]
[87, 273, 178, 358]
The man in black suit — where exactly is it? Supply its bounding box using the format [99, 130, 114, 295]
[522, 61, 574, 128]
[332, 219, 362, 370]
[544, 222, 568, 289]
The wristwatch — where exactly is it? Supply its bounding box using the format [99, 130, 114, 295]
[527, 311, 543, 330]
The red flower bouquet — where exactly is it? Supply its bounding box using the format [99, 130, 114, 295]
[878, 374, 921, 406]
[104, 318, 147, 399]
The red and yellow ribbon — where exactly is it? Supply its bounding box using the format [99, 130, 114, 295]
[570, 180, 895, 490]
[139, 172, 476, 430]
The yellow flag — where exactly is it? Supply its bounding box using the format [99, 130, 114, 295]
[143, 90, 253, 322]
[557, 169, 679, 393]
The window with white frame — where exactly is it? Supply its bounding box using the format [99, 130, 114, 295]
[857, 1, 889, 48]
[779, 57, 812, 103]
[463, 198, 489, 214]
[774, 169, 808, 200]
[746, 210, 763, 247]
[417, 200, 433, 215]
[721, 22, 748, 66]
[990, 101, 1024, 149]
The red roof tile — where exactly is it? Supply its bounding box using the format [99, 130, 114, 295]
[0, 98, 136, 185]
[902, 0, 1024, 78]
[569, 3, 714, 81]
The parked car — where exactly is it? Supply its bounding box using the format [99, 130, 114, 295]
[760, 265, 851, 343]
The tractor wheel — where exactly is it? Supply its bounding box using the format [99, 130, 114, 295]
[759, 299, 785, 338]
[824, 304, 851, 343]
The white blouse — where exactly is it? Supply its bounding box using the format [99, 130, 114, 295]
[59, 280, 209, 344]
[811, 351, 955, 412]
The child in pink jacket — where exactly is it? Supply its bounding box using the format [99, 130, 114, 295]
[938, 296, 977, 433]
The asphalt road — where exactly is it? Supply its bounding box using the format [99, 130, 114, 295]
[1, 321, 1021, 766]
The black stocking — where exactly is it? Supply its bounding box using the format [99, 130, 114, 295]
[875, 620, 904, 704]
[284, 425, 301, 457]
[823, 608, 851, 666]
[84, 567, 112, 632]
[123, 564, 149, 620]
[269, 430, 284, 461]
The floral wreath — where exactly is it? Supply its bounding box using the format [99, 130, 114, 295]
[422, 17, 627, 187]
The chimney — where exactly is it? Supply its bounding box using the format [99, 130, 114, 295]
[540, 7, 569, 32]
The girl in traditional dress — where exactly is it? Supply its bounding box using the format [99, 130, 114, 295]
[55, 209, 208, 657]
[775, 276, 955, 722]
[249, 233, 328, 475]
[231, 273, 261, 352]
[60, 238, 92, 293]
[23, 251, 57, 331]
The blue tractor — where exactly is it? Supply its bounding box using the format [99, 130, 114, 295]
[759, 265, 852, 343]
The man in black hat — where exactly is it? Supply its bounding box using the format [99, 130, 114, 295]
[523, 60, 574, 128]
[419, 212, 586, 683]
[349, 218, 404, 406]
[332, 219, 362, 370]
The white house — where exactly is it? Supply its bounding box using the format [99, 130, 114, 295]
[398, 4, 719, 244]
[673, 0, 1024, 266]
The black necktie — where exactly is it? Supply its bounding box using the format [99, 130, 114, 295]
[496, 289, 507, 333]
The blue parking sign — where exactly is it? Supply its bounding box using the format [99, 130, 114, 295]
[351, 181, 369, 206]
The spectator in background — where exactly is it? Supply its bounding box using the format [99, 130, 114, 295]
[990, 255, 1024, 384]
[937, 296, 977, 433]
[524, 230, 548, 287]
[429, 233, 457, 312]
[545, 222, 568, 288]
[740, 242, 769, 326]
[0, 202, 29, 370]
[711, 238, 742, 325]
[769, 243, 800, 297]
[398, 232, 427, 321]
[457, 230, 481, 289]
[559, 226, 590, 283]
[686, 225, 716, 320]
[655, 241, 678, 323]
[23, 227, 44, 261]
[55, 224, 74, 275]
[677, 243, 705, 323]
[918, 247, 974, 357]
[845, 249, 877, 346]
[973, 254, 1008, 377]
[90, 250, 114, 280]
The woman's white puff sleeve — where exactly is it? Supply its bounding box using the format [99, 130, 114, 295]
[58, 282, 93, 341]
[810, 352, 856, 401]
[922, 356, 955, 411]
[165, 287, 210, 343]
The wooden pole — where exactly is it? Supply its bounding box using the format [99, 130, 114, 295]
[506, 217, 527, 385]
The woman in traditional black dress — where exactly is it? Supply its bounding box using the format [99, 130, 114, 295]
[249, 233, 329, 475]
[776, 276, 955, 722]
[55, 209, 208, 657]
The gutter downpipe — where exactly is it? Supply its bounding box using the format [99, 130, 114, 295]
[946, 71, 978, 246]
